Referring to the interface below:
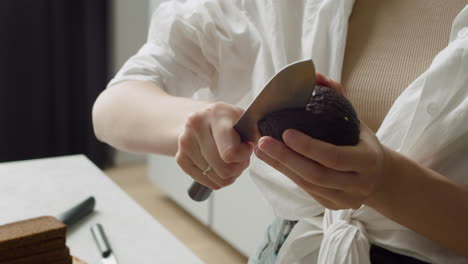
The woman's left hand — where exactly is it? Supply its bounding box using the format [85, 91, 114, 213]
[254, 74, 392, 210]
[255, 124, 390, 210]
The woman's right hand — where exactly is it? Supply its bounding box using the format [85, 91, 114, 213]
[175, 102, 254, 190]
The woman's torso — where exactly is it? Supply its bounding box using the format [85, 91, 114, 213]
[241, 0, 468, 263]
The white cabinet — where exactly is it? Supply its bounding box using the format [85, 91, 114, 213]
[148, 155, 210, 225]
[212, 171, 274, 256]
[148, 155, 274, 257]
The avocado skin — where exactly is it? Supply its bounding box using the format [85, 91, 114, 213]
[257, 85, 360, 146]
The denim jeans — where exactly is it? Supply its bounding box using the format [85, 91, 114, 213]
[248, 218, 297, 264]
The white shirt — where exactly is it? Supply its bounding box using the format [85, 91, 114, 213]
[108, 1, 468, 263]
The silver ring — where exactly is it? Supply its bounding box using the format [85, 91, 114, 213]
[202, 165, 212, 175]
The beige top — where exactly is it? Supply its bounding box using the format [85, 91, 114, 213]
[342, 0, 467, 132]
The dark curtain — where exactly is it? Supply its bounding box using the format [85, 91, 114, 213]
[0, 0, 111, 168]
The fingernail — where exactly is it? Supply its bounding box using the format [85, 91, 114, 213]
[283, 129, 297, 142]
[317, 73, 329, 80]
[254, 146, 261, 155]
[258, 137, 265, 145]
[258, 138, 272, 153]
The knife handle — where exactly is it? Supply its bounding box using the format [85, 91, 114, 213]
[91, 223, 112, 257]
[57, 196, 95, 227]
[188, 182, 212, 202]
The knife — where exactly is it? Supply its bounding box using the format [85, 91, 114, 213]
[188, 59, 317, 202]
[56, 196, 96, 227]
[91, 223, 118, 264]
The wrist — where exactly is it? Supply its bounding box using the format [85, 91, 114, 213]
[364, 146, 400, 209]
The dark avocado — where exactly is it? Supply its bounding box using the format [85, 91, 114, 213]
[257, 85, 360, 146]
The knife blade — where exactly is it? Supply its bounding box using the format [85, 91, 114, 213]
[188, 60, 316, 202]
[234, 59, 316, 142]
[91, 223, 118, 264]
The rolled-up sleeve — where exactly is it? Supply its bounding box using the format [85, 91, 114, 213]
[107, 0, 255, 99]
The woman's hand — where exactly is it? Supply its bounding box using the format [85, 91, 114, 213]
[255, 125, 390, 210]
[252, 74, 468, 256]
[254, 74, 391, 210]
[176, 102, 254, 190]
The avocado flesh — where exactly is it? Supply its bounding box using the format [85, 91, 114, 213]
[257, 85, 360, 146]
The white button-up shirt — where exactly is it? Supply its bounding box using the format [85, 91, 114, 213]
[109, 1, 468, 263]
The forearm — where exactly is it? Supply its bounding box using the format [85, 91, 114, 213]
[366, 147, 468, 257]
[92, 80, 210, 156]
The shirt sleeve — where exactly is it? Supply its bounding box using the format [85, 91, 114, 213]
[377, 19, 468, 185]
[107, 0, 252, 98]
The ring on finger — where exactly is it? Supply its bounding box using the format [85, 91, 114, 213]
[202, 165, 212, 175]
